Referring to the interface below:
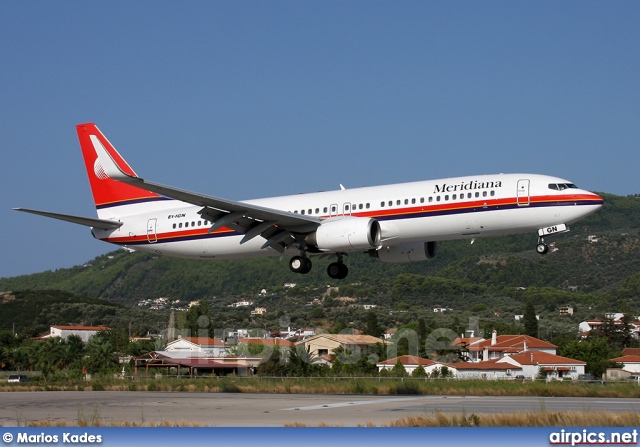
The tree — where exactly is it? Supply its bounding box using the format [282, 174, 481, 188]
[411, 365, 427, 378]
[390, 359, 407, 377]
[523, 301, 538, 337]
[558, 338, 620, 378]
[364, 311, 382, 337]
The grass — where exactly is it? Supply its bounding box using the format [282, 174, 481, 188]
[3, 376, 640, 399]
[15, 410, 640, 428]
[284, 411, 640, 427]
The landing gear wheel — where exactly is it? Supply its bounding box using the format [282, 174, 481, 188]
[327, 262, 348, 280]
[290, 256, 312, 274]
[536, 243, 549, 255]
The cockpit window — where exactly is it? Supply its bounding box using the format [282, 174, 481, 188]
[549, 183, 578, 191]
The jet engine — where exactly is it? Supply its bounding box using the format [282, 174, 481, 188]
[306, 216, 381, 252]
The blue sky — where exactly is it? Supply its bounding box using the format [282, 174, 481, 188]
[1, 2, 639, 278]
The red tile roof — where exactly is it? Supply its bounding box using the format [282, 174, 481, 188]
[610, 355, 640, 363]
[466, 335, 556, 352]
[503, 351, 585, 366]
[377, 355, 439, 367]
[452, 359, 518, 371]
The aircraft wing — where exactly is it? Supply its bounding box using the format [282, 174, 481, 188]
[14, 208, 123, 230]
[92, 136, 321, 250]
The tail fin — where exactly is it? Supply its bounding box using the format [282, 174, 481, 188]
[76, 123, 164, 217]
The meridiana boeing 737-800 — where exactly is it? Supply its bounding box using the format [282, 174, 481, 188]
[15, 123, 604, 279]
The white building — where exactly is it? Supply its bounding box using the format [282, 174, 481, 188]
[43, 325, 110, 343]
[165, 336, 229, 357]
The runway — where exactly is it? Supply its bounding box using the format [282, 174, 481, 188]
[1, 392, 638, 426]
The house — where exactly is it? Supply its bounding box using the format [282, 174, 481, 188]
[497, 351, 586, 380]
[251, 307, 267, 316]
[559, 305, 574, 316]
[579, 315, 640, 340]
[453, 358, 522, 380]
[164, 336, 229, 357]
[433, 306, 452, 313]
[609, 355, 640, 373]
[41, 325, 110, 343]
[454, 350, 585, 380]
[228, 300, 253, 308]
[296, 334, 389, 358]
[377, 355, 457, 377]
[454, 331, 557, 362]
[383, 329, 396, 340]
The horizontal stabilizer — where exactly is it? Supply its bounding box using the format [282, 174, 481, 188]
[13, 208, 122, 230]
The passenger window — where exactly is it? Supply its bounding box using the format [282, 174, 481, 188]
[437, 196, 441, 202]
[381, 202, 385, 207]
[359, 204, 363, 210]
[389, 201, 393, 206]
[483, 191, 487, 197]
[397, 200, 401, 206]
[366, 203, 370, 209]
[308, 209, 312, 214]
[315, 208, 319, 214]
[301, 210, 305, 215]
[420, 198, 424, 203]
[344, 205, 349, 211]
[404, 199, 408, 205]
[198, 221, 202, 226]
[490, 191, 495, 196]
[411, 198, 416, 204]
[429, 197, 433, 202]
[192, 221, 195, 227]
[173, 224, 176, 229]
[475, 192, 479, 198]
[445, 195, 449, 201]
[323, 207, 328, 213]
[179, 223, 183, 228]
[452, 194, 457, 200]
[331, 206, 336, 212]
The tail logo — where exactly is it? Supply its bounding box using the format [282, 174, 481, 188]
[93, 158, 110, 181]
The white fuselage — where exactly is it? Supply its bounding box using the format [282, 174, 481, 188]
[92, 173, 603, 260]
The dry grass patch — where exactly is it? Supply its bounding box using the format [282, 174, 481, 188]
[385, 411, 640, 427]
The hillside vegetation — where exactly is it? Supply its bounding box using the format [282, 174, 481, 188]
[0, 193, 639, 339]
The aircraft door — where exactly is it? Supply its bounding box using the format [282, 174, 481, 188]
[342, 202, 352, 216]
[330, 204, 338, 217]
[147, 218, 158, 243]
[517, 179, 530, 206]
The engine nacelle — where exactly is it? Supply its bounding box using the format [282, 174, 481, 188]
[370, 241, 437, 263]
[306, 216, 381, 252]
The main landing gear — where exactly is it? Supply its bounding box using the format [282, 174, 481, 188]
[289, 255, 312, 274]
[288, 252, 349, 279]
[327, 256, 348, 280]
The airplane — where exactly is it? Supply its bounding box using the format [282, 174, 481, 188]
[15, 123, 604, 280]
